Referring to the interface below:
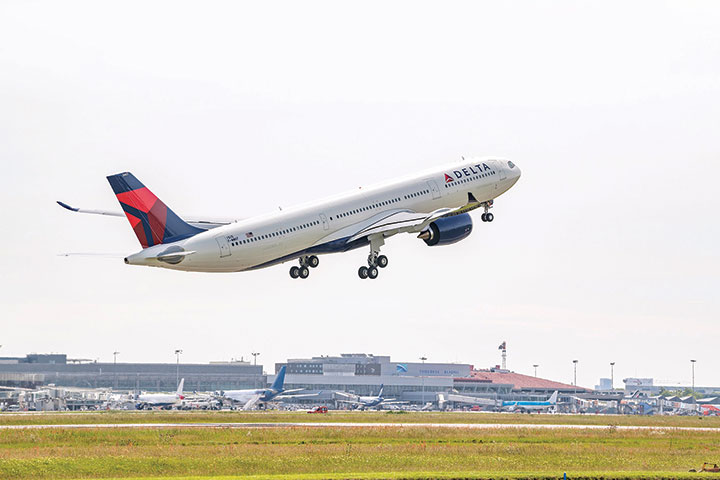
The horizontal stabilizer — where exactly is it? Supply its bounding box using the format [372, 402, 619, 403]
[58, 200, 237, 231]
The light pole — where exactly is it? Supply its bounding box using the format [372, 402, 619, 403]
[533, 364, 539, 377]
[610, 362, 615, 391]
[252, 352, 260, 366]
[113, 351, 120, 390]
[573, 360, 578, 387]
[691, 359, 697, 406]
[174, 349, 183, 387]
[420, 356, 427, 405]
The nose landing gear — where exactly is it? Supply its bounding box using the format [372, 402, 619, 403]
[480, 201, 494, 222]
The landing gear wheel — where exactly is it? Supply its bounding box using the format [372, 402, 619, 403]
[308, 255, 319, 268]
[368, 266, 379, 279]
[486, 213, 494, 222]
[289, 266, 300, 278]
[481, 213, 487, 222]
[376, 255, 388, 268]
[358, 266, 369, 279]
[299, 266, 310, 279]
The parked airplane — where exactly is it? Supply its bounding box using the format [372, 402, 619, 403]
[441, 390, 558, 413]
[500, 391, 558, 413]
[58, 158, 521, 279]
[335, 385, 405, 410]
[219, 366, 313, 410]
[136, 378, 184, 410]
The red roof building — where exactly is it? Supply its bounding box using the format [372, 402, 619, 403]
[461, 369, 589, 394]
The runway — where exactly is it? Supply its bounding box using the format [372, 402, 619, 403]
[2, 422, 720, 431]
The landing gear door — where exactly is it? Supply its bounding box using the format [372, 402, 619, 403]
[320, 213, 329, 230]
[215, 236, 231, 258]
[427, 180, 441, 200]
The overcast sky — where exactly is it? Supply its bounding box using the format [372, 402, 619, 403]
[1, 1, 718, 389]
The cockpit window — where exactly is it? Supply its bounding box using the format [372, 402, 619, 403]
[507, 161, 516, 169]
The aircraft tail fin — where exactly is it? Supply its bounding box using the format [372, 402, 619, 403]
[271, 366, 286, 391]
[107, 172, 205, 248]
[176, 378, 185, 396]
[378, 384, 384, 398]
[549, 391, 558, 404]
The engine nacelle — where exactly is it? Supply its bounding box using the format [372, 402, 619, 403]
[418, 213, 473, 246]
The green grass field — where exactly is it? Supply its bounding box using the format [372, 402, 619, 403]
[2, 412, 720, 480]
[3, 409, 720, 428]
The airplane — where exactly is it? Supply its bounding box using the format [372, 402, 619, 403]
[500, 391, 558, 413]
[219, 366, 314, 410]
[136, 378, 184, 410]
[440, 390, 558, 413]
[334, 384, 405, 410]
[58, 157, 521, 279]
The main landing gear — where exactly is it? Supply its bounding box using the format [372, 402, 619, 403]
[480, 201, 494, 222]
[289, 255, 319, 279]
[358, 235, 388, 280]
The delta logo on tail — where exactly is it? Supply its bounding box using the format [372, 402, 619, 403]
[444, 174, 454, 183]
[107, 173, 204, 248]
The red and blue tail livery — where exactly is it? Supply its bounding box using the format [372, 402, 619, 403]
[106, 172, 204, 248]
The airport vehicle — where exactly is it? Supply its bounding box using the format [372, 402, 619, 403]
[335, 385, 405, 410]
[219, 366, 314, 410]
[58, 158, 521, 279]
[136, 378, 184, 410]
[308, 406, 328, 414]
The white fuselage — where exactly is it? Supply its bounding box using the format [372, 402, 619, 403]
[137, 392, 182, 407]
[223, 389, 272, 404]
[126, 158, 521, 272]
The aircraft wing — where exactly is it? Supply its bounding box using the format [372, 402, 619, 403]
[280, 388, 306, 394]
[333, 391, 358, 399]
[57, 201, 238, 230]
[276, 392, 321, 399]
[242, 394, 263, 410]
[346, 193, 483, 242]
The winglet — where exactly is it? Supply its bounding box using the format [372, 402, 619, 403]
[57, 201, 79, 212]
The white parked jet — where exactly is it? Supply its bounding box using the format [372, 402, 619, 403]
[219, 366, 313, 410]
[335, 385, 405, 410]
[136, 378, 184, 410]
[59, 158, 521, 279]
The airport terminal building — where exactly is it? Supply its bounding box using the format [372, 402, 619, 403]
[0, 352, 583, 404]
[273, 353, 583, 404]
[0, 354, 263, 392]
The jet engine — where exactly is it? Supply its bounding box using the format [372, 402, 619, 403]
[417, 213, 473, 246]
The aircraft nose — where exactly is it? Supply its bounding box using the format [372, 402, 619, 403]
[507, 160, 521, 180]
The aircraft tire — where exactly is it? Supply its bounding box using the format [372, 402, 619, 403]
[486, 213, 494, 222]
[368, 266, 379, 279]
[376, 255, 388, 268]
[308, 255, 319, 268]
[299, 266, 310, 279]
[481, 213, 487, 222]
[290, 266, 300, 278]
[358, 266, 369, 279]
